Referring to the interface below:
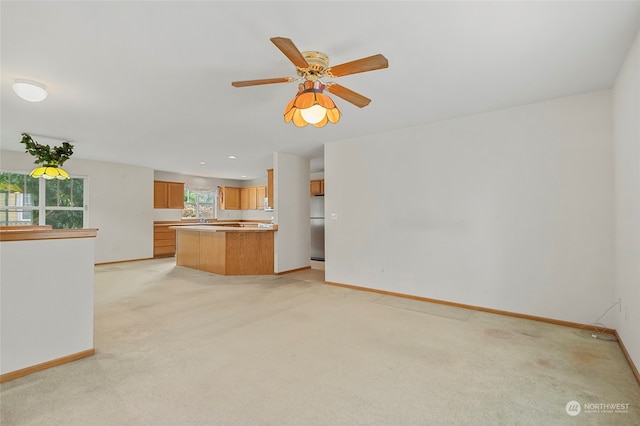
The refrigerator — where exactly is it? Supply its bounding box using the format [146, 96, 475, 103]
[310, 195, 325, 261]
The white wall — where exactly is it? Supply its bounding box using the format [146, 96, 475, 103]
[613, 30, 640, 370]
[1, 150, 154, 263]
[325, 90, 614, 325]
[273, 152, 310, 273]
[1, 237, 95, 374]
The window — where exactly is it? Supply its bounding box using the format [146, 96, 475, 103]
[0, 171, 87, 228]
[183, 188, 214, 219]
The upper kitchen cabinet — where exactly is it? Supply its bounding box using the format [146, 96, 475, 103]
[240, 187, 259, 210]
[248, 187, 258, 210]
[154, 181, 184, 209]
[219, 186, 240, 210]
[256, 186, 266, 209]
[310, 179, 324, 196]
[267, 169, 274, 209]
[230, 186, 267, 210]
[240, 187, 250, 210]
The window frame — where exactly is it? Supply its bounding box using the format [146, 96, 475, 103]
[0, 169, 88, 228]
[182, 187, 215, 220]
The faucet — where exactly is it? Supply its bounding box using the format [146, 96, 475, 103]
[199, 217, 206, 224]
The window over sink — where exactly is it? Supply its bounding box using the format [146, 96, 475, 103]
[182, 187, 214, 219]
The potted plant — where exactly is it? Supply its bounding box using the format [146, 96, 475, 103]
[20, 133, 74, 180]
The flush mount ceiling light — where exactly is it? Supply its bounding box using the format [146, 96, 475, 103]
[231, 37, 388, 127]
[12, 79, 48, 102]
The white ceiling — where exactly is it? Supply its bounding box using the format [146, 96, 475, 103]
[2, 1, 639, 180]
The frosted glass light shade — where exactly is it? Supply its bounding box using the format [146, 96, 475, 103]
[12, 80, 48, 102]
[300, 104, 328, 124]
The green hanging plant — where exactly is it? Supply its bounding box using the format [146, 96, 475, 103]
[20, 133, 74, 167]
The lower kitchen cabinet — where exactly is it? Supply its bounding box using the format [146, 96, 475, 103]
[154, 225, 177, 257]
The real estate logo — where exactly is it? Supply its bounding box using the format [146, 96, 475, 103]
[566, 400, 581, 416]
[565, 400, 631, 416]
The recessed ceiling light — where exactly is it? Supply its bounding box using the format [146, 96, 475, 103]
[228, 155, 237, 160]
[241, 175, 247, 178]
[12, 79, 48, 102]
[199, 161, 206, 165]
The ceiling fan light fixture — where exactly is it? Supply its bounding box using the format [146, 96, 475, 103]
[232, 37, 386, 124]
[12, 79, 48, 102]
[284, 81, 341, 128]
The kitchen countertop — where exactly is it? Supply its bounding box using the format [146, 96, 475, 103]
[0, 227, 99, 242]
[155, 220, 272, 227]
[169, 223, 277, 232]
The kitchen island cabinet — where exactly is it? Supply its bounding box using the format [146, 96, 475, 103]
[171, 224, 276, 275]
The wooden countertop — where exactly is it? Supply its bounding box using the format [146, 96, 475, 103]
[0, 228, 99, 242]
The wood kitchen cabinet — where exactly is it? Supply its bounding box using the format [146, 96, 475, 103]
[310, 179, 324, 196]
[267, 169, 274, 209]
[220, 186, 241, 210]
[154, 181, 184, 209]
[256, 186, 266, 209]
[223, 185, 268, 210]
[240, 187, 250, 210]
[247, 187, 258, 210]
[154, 225, 177, 257]
[175, 226, 274, 275]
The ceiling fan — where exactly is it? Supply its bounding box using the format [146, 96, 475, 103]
[231, 37, 388, 127]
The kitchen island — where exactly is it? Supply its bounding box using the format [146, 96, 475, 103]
[171, 224, 277, 275]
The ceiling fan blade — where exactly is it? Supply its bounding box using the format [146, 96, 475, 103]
[270, 37, 309, 69]
[326, 54, 388, 77]
[231, 77, 294, 87]
[326, 83, 371, 108]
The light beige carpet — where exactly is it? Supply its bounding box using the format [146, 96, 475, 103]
[1, 258, 638, 425]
